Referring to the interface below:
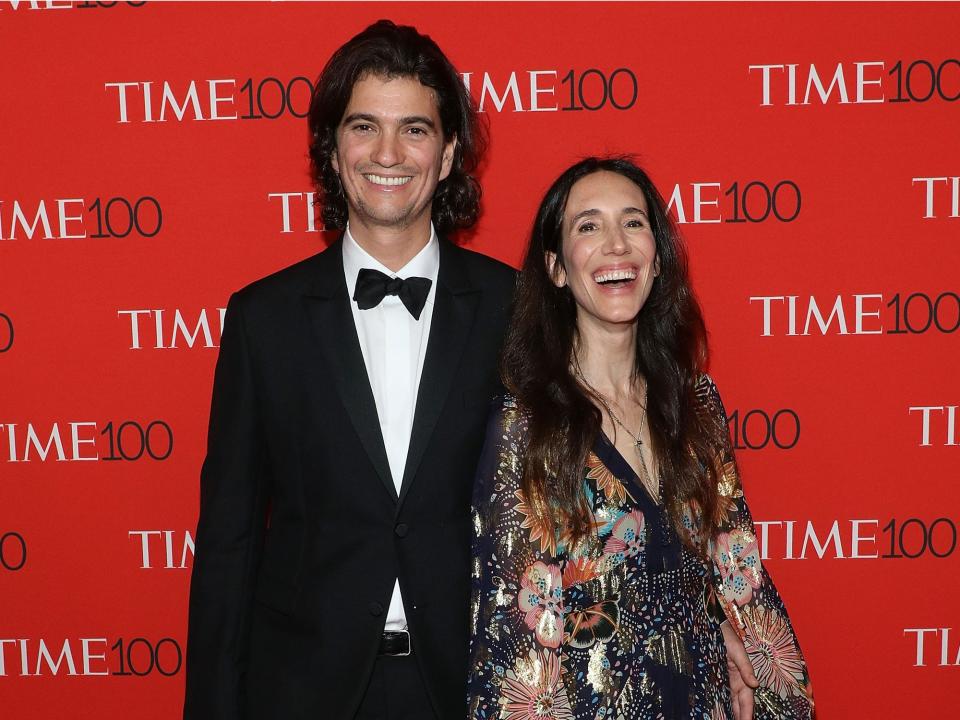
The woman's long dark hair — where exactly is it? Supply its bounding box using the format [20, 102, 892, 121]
[501, 157, 722, 552]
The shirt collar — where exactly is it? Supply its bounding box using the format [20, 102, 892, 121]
[342, 223, 440, 295]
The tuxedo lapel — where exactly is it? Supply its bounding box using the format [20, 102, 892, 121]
[398, 241, 480, 508]
[302, 240, 396, 502]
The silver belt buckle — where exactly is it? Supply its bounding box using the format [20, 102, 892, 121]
[395, 629, 411, 657]
[382, 629, 411, 657]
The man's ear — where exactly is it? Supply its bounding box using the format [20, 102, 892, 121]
[439, 135, 456, 181]
[331, 150, 339, 174]
[654, 254, 661, 277]
[545, 251, 566, 288]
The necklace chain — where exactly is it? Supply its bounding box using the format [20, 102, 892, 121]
[573, 364, 661, 503]
[581, 374, 646, 448]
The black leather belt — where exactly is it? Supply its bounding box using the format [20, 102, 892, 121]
[378, 630, 411, 656]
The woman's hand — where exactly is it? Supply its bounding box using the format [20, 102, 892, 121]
[721, 620, 759, 720]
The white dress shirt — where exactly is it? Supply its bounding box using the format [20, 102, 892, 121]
[341, 223, 439, 632]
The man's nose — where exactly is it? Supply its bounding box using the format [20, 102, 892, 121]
[372, 131, 401, 167]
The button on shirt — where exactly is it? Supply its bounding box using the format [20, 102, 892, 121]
[342, 224, 439, 632]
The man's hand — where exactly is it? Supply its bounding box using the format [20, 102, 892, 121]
[721, 620, 759, 720]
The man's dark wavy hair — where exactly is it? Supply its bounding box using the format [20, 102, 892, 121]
[307, 20, 485, 236]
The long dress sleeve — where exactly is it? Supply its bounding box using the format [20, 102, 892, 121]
[700, 377, 815, 719]
[467, 399, 574, 720]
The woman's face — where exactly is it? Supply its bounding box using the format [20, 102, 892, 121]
[549, 170, 659, 331]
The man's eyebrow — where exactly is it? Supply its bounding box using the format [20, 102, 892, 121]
[341, 113, 437, 129]
[624, 206, 648, 217]
[341, 112, 378, 126]
[400, 115, 437, 129]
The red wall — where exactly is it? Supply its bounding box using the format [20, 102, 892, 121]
[2, 2, 959, 718]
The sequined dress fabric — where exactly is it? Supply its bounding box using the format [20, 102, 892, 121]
[467, 376, 813, 719]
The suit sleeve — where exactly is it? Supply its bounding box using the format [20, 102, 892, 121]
[700, 377, 815, 719]
[184, 292, 270, 720]
[467, 400, 572, 718]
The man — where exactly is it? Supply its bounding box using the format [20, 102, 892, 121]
[184, 20, 515, 720]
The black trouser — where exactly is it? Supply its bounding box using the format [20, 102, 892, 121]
[353, 655, 437, 720]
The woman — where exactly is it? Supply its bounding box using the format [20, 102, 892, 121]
[467, 158, 813, 719]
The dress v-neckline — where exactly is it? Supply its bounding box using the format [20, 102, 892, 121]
[594, 430, 662, 510]
[593, 430, 680, 568]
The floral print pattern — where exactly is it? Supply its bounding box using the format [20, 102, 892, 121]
[744, 606, 808, 699]
[561, 556, 599, 588]
[515, 488, 562, 555]
[564, 600, 620, 649]
[468, 377, 814, 719]
[501, 649, 575, 720]
[715, 528, 762, 605]
[603, 509, 646, 559]
[586, 451, 629, 506]
[519, 561, 564, 648]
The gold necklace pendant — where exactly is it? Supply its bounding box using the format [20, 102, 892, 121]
[634, 447, 661, 504]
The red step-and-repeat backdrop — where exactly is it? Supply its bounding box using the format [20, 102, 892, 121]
[2, 2, 958, 718]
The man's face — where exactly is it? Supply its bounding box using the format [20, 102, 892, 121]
[332, 74, 455, 234]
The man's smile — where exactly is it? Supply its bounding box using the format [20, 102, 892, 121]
[363, 173, 413, 187]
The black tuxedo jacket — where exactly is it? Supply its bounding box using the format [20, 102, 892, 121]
[183, 238, 515, 720]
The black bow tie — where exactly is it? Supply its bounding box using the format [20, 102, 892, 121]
[353, 268, 432, 320]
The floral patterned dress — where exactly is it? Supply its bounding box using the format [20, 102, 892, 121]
[467, 376, 813, 720]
